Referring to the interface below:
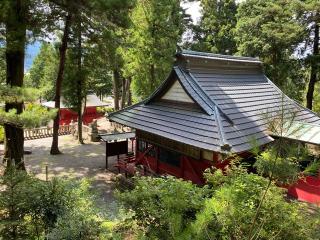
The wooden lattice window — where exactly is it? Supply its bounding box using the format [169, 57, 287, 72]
[159, 148, 180, 167]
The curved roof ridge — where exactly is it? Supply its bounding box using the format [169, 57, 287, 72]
[178, 50, 262, 64]
[186, 71, 234, 125]
[145, 70, 176, 104]
[175, 66, 215, 115]
[108, 100, 146, 118]
[214, 106, 231, 151]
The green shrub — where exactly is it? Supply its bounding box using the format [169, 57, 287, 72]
[192, 165, 319, 240]
[116, 176, 210, 239]
[97, 106, 114, 114]
[116, 165, 320, 240]
[47, 179, 108, 240]
[254, 147, 300, 185]
[303, 159, 320, 176]
[0, 168, 111, 240]
[0, 168, 35, 239]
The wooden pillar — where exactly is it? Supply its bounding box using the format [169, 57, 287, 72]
[181, 157, 184, 178]
[126, 139, 128, 154]
[136, 138, 138, 154]
[105, 141, 108, 169]
[131, 138, 134, 153]
[155, 146, 159, 173]
[213, 152, 220, 162]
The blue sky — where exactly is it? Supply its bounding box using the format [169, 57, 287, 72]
[25, 41, 41, 70]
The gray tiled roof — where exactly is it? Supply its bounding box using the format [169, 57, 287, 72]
[109, 101, 222, 151]
[109, 50, 320, 153]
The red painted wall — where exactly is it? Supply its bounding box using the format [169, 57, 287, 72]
[287, 176, 320, 205]
[59, 109, 77, 125]
[58, 107, 103, 125]
[136, 147, 228, 185]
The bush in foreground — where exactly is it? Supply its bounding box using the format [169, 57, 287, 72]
[116, 165, 320, 240]
[116, 176, 210, 239]
[0, 168, 112, 239]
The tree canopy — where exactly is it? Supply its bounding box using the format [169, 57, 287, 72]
[235, 0, 305, 92]
[190, 0, 238, 55]
[122, 0, 190, 100]
[26, 43, 58, 101]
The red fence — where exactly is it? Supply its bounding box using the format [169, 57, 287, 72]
[287, 175, 320, 205]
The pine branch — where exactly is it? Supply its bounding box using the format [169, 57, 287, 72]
[0, 107, 57, 128]
[0, 85, 40, 103]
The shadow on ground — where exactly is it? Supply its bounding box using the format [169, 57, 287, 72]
[24, 135, 121, 207]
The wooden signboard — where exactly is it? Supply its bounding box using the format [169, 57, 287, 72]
[106, 140, 128, 157]
[105, 140, 128, 169]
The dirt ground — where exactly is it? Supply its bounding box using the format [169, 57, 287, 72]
[0, 131, 128, 215]
[0, 117, 136, 217]
[0, 118, 132, 201]
[28, 136, 115, 193]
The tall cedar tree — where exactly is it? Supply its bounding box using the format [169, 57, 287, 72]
[306, 22, 319, 110]
[0, 48, 5, 83]
[62, 20, 87, 144]
[50, 12, 72, 154]
[50, 0, 134, 153]
[50, 0, 87, 154]
[0, 0, 56, 169]
[3, 0, 27, 169]
[85, 21, 131, 110]
[26, 43, 58, 101]
[51, 1, 84, 148]
[122, 0, 190, 100]
[235, 0, 305, 92]
[76, 21, 84, 143]
[302, 1, 320, 110]
[191, 0, 238, 55]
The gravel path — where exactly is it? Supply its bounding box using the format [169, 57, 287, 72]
[22, 135, 120, 207]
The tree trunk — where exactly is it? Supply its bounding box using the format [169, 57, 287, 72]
[127, 77, 132, 106]
[4, 0, 27, 170]
[121, 78, 126, 109]
[50, 14, 72, 155]
[113, 69, 120, 111]
[77, 20, 84, 144]
[306, 22, 319, 110]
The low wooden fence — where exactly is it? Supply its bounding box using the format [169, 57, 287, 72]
[110, 121, 132, 132]
[24, 125, 73, 140]
[82, 124, 91, 139]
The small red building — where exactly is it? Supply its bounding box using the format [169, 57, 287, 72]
[42, 94, 108, 125]
[109, 50, 320, 201]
